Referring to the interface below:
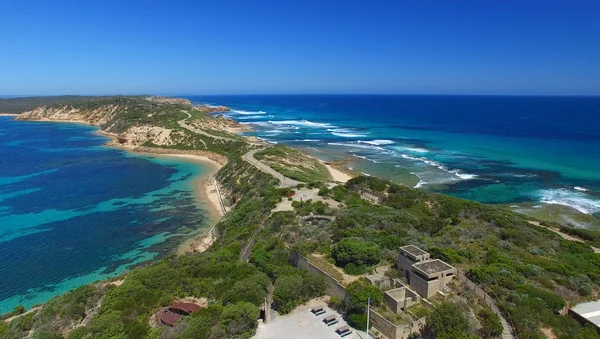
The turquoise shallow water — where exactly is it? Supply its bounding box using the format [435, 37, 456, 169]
[0, 117, 211, 313]
[186, 95, 600, 218]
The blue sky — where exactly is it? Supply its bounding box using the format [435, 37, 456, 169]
[1, 0, 599, 95]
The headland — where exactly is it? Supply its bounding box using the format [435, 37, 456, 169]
[1, 95, 599, 339]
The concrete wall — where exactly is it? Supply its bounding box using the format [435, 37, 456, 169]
[384, 288, 406, 314]
[289, 252, 347, 301]
[457, 271, 515, 339]
[369, 308, 425, 339]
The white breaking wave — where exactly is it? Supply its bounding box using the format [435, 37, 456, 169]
[298, 139, 319, 142]
[400, 154, 477, 181]
[328, 142, 385, 151]
[358, 139, 395, 146]
[391, 146, 429, 153]
[331, 132, 368, 138]
[236, 115, 271, 120]
[269, 120, 335, 128]
[574, 186, 589, 192]
[231, 109, 267, 115]
[411, 173, 427, 188]
[538, 188, 600, 215]
[256, 137, 277, 144]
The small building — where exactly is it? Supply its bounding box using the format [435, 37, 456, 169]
[570, 300, 600, 331]
[397, 245, 457, 299]
[365, 274, 421, 314]
[160, 302, 202, 327]
[398, 245, 430, 280]
[409, 259, 456, 298]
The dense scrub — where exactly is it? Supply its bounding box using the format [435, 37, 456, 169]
[312, 176, 600, 338]
[254, 145, 331, 182]
[0, 96, 109, 113]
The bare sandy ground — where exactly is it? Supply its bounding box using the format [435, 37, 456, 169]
[324, 164, 353, 183]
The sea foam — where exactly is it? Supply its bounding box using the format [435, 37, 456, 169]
[269, 120, 334, 128]
[538, 188, 600, 215]
[231, 109, 267, 115]
[358, 140, 395, 146]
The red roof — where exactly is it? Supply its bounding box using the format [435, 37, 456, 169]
[170, 302, 201, 314]
[160, 310, 182, 327]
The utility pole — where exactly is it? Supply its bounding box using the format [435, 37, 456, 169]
[366, 297, 370, 339]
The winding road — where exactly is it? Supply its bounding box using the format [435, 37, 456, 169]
[242, 148, 301, 188]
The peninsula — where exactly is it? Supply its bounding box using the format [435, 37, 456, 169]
[1, 96, 599, 339]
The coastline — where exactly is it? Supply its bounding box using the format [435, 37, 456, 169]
[0, 113, 19, 116]
[15, 117, 229, 256]
[95, 134, 228, 255]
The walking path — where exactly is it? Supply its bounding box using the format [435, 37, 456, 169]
[242, 149, 301, 188]
[529, 221, 600, 253]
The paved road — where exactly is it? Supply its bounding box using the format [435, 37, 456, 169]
[242, 149, 301, 188]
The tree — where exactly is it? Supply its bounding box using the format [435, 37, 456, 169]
[345, 279, 383, 310]
[222, 273, 270, 306]
[331, 238, 381, 268]
[273, 274, 304, 313]
[427, 302, 470, 337]
[219, 301, 259, 336]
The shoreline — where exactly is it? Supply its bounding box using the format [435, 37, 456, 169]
[0, 113, 19, 116]
[16, 117, 229, 256]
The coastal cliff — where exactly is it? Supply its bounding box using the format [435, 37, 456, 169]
[3, 96, 600, 339]
[15, 96, 248, 156]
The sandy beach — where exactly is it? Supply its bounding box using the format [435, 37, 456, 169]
[0, 113, 18, 116]
[324, 163, 353, 183]
[130, 152, 227, 255]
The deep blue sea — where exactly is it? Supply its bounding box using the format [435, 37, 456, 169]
[186, 95, 600, 218]
[0, 117, 210, 313]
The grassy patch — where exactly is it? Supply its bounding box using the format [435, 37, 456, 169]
[255, 145, 332, 182]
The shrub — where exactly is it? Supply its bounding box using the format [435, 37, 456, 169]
[347, 312, 369, 330]
[478, 309, 503, 338]
[346, 279, 383, 310]
[331, 238, 381, 269]
[427, 302, 470, 337]
[219, 302, 259, 336]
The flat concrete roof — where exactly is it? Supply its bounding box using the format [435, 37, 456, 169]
[385, 287, 406, 301]
[400, 245, 427, 258]
[571, 300, 600, 329]
[413, 259, 455, 276]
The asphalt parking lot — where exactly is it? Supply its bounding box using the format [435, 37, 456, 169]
[253, 303, 367, 339]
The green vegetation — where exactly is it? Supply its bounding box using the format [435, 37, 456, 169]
[426, 302, 475, 339]
[343, 279, 384, 330]
[254, 145, 332, 182]
[0, 96, 111, 113]
[3, 98, 600, 338]
[331, 238, 381, 275]
[478, 309, 503, 338]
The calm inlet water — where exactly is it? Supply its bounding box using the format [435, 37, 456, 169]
[0, 117, 210, 313]
[187, 95, 600, 218]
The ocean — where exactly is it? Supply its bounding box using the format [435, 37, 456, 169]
[185, 95, 600, 219]
[0, 117, 211, 313]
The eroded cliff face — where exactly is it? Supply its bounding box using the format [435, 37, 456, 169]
[16, 104, 179, 147]
[17, 104, 121, 125]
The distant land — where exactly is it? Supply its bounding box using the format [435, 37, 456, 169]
[1, 95, 599, 339]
